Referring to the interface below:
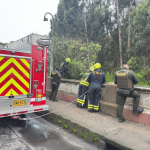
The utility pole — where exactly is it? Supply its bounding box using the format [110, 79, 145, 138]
[44, 12, 54, 75]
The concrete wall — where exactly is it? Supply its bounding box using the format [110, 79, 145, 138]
[46, 77, 150, 126]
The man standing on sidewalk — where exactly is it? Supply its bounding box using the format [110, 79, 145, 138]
[49, 66, 61, 102]
[114, 64, 144, 123]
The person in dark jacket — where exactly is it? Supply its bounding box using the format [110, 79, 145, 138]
[49, 66, 61, 102]
[115, 64, 144, 123]
[87, 63, 106, 112]
[77, 69, 93, 108]
[60, 58, 71, 78]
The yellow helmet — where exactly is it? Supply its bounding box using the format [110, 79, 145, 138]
[93, 63, 101, 70]
[90, 66, 94, 71]
[65, 58, 71, 63]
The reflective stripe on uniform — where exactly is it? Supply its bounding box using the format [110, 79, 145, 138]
[88, 104, 94, 109]
[77, 99, 81, 103]
[79, 99, 85, 104]
[79, 81, 89, 86]
[94, 105, 99, 110]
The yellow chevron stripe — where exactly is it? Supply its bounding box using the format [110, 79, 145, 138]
[0, 68, 13, 83]
[0, 56, 4, 61]
[5, 89, 19, 96]
[11, 89, 19, 96]
[0, 58, 12, 72]
[0, 78, 28, 95]
[0, 79, 12, 94]
[12, 79, 28, 94]
[13, 68, 29, 88]
[5, 89, 12, 96]
[0, 68, 29, 88]
[12, 58, 30, 78]
[20, 58, 30, 69]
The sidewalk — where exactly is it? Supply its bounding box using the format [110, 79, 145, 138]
[45, 99, 150, 150]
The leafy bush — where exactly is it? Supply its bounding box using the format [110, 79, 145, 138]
[138, 67, 150, 86]
[66, 59, 86, 80]
[127, 57, 140, 72]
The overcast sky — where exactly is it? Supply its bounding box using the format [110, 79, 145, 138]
[0, 0, 59, 43]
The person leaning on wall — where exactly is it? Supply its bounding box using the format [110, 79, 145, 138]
[114, 64, 144, 123]
[87, 63, 106, 112]
[76, 66, 95, 108]
[60, 58, 71, 78]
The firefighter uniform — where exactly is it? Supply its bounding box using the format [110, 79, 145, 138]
[115, 66, 144, 122]
[87, 64, 106, 112]
[77, 71, 91, 108]
[60, 58, 71, 78]
[49, 68, 61, 102]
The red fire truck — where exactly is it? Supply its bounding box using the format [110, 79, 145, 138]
[0, 33, 50, 118]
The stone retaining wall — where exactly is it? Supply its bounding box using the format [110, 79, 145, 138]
[46, 77, 150, 126]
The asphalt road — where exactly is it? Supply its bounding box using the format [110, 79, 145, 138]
[0, 114, 99, 150]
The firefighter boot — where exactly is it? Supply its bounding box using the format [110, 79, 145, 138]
[79, 103, 85, 108]
[118, 118, 125, 123]
[76, 102, 79, 107]
[88, 109, 94, 113]
[49, 95, 52, 101]
[93, 109, 100, 112]
[133, 107, 144, 114]
[52, 99, 58, 102]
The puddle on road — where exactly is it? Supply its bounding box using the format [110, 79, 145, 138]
[4, 116, 80, 150]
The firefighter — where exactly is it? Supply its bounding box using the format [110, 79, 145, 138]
[76, 67, 94, 108]
[115, 64, 144, 123]
[87, 63, 106, 112]
[49, 66, 61, 102]
[60, 58, 71, 78]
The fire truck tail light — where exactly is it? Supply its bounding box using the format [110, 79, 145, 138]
[36, 89, 42, 102]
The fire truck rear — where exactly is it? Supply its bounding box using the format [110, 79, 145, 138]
[0, 33, 50, 118]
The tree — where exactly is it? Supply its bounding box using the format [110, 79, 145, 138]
[132, 0, 150, 68]
[116, 0, 123, 67]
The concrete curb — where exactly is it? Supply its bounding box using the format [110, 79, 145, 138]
[34, 111, 107, 149]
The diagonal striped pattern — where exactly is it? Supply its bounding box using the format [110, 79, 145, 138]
[0, 56, 30, 96]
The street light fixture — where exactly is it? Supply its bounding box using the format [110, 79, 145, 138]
[43, 12, 54, 75]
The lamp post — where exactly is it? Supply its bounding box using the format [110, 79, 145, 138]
[44, 12, 54, 75]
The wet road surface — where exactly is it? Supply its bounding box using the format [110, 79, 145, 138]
[0, 114, 99, 150]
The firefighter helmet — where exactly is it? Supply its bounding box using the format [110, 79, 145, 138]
[90, 66, 94, 71]
[66, 58, 71, 63]
[94, 63, 101, 69]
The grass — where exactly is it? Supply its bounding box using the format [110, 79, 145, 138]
[105, 73, 114, 83]
[105, 73, 149, 87]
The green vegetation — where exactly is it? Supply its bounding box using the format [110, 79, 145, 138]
[72, 128, 78, 133]
[105, 73, 114, 84]
[93, 135, 99, 142]
[105, 73, 150, 87]
[81, 132, 88, 140]
[64, 123, 70, 129]
[47, 0, 150, 86]
[0, 42, 6, 46]
[57, 119, 62, 124]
